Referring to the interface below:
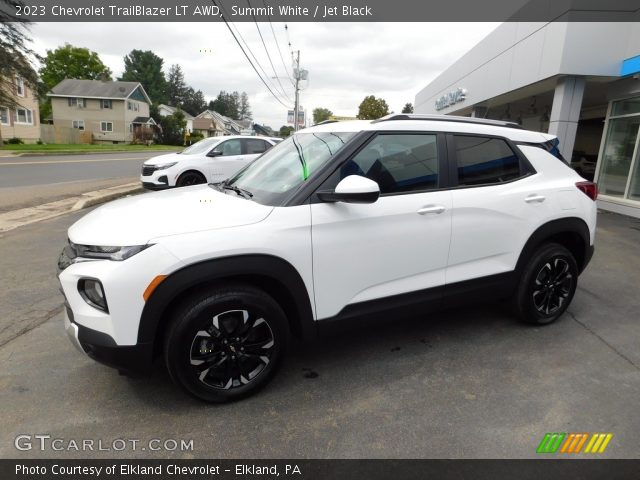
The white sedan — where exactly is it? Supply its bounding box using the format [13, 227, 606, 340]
[140, 135, 281, 189]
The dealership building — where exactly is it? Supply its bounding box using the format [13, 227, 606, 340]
[415, 22, 640, 218]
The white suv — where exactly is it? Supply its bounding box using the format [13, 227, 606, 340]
[140, 135, 280, 189]
[59, 115, 597, 402]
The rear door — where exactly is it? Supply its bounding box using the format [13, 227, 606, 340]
[446, 134, 550, 285]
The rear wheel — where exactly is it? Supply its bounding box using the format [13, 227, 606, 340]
[176, 171, 206, 187]
[164, 285, 288, 402]
[514, 243, 578, 325]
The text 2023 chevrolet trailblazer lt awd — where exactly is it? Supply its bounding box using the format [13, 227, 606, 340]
[58, 115, 597, 402]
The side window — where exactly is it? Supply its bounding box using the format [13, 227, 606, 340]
[214, 139, 242, 156]
[454, 136, 521, 186]
[339, 134, 439, 194]
[244, 139, 268, 154]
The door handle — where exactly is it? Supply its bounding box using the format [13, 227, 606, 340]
[417, 205, 446, 215]
[525, 194, 546, 203]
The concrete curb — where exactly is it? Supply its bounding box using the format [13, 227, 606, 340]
[0, 149, 181, 157]
[0, 182, 144, 234]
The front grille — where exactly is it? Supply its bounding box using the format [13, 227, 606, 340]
[142, 165, 156, 176]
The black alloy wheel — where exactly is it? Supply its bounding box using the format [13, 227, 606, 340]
[176, 171, 206, 187]
[164, 285, 287, 402]
[514, 243, 578, 325]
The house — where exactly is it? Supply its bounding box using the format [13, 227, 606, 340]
[157, 104, 194, 133]
[48, 79, 156, 144]
[194, 110, 244, 137]
[0, 75, 40, 143]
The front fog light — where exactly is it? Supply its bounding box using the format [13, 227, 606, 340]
[78, 278, 108, 313]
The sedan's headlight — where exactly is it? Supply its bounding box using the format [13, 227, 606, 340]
[151, 162, 178, 170]
[73, 243, 151, 261]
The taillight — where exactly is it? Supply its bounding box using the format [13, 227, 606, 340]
[576, 181, 598, 201]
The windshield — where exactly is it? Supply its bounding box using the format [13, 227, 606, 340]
[223, 132, 355, 205]
[181, 138, 220, 155]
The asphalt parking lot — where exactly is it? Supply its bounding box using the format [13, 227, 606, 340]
[0, 208, 638, 459]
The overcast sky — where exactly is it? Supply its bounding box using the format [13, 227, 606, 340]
[29, 22, 498, 128]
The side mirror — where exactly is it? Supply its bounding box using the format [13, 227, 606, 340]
[207, 150, 223, 157]
[317, 175, 380, 204]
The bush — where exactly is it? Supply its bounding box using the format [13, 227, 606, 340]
[36, 139, 44, 145]
[5, 137, 24, 145]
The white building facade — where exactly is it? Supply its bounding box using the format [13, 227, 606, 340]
[416, 22, 640, 218]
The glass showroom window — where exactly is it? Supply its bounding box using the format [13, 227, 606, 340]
[15, 108, 32, 124]
[597, 98, 640, 199]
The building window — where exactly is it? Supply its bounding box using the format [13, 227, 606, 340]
[68, 97, 85, 108]
[15, 108, 33, 124]
[0, 107, 9, 125]
[100, 121, 113, 132]
[597, 98, 640, 199]
[101, 99, 112, 109]
[15, 77, 25, 97]
[129, 123, 133, 133]
[72, 120, 85, 131]
[127, 101, 139, 112]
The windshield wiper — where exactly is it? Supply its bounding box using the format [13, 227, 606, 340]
[222, 183, 253, 199]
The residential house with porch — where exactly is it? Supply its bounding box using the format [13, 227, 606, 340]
[193, 110, 244, 137]
[48, 79, 156, 144]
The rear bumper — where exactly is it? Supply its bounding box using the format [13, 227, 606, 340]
[64, 308, 153, 376]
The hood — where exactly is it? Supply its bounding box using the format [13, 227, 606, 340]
[143, 152, 183, 166]
[68, 185, 274, 246]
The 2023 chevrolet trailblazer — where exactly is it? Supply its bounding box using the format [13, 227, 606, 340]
[58, 115, 597, 402]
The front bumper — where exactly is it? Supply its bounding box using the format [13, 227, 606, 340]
[140, 173, 171, 190]
[64, 308, 154, 375]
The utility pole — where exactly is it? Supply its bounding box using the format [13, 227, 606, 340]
[293, 50, 301, 131]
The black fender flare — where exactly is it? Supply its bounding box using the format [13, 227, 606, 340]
[515, 217, 592, 275]
[137, 254, 316, 346]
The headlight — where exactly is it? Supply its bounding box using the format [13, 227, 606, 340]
[72, 242, 151, 261]
[151, 162, 178, 170]
[78, 278, 108, 312]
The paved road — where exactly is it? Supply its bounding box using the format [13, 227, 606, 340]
[0, 210, 638, 459]
[0, 152, 162, 212]
[0, 152, 157, 188]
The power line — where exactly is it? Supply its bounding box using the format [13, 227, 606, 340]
[216, 0, 290, 104]
[247, 0, 293, 102]
[262, 0, 295, 87]
[211, 0, 292, 109]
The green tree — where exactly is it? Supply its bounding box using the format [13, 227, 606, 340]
[279, 125, 294, 138]
[181, 87, 207, 116]
[210, 91, 240, 119]
[401, 103, 414, 114]
[166, 64, 187, 107]
[0, 1, 40, 142]
[120, 50, 167, 103]
[239, 92, 252, 120]
[158, 109, 186, 146]
[357, 95, 390, 120]
[312, 107, 333, 124]
[38, 44, 111, 121]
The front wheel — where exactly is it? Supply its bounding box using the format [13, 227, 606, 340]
[513, 243, 578, 325]
[176, 171, 206, 187]
[164, 285, 288, 402]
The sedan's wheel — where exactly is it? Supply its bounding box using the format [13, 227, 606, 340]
[514, 243, 578, 325]
[176, 171, 206, 187]
[164, 285, 287, 402]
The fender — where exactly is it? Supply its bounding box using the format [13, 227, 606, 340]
[138, 254, 316, 347]
[515, 217, 592, 275]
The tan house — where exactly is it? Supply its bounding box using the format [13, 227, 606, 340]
[0, 75, 40, 143]
[48, 79, 156, 144]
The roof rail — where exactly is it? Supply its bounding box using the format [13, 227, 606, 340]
[313, 120, 339, 126]
[372, 114, 523, 129]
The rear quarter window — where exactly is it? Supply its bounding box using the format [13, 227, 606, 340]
[454, 135, 522, 186]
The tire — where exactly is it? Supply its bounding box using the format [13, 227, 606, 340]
[164, 284, 288, 403]
[513, 243, 578, 325]
[176, 171, 206, 187]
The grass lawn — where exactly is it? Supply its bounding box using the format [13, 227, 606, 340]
[0, 143, 182, 154]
